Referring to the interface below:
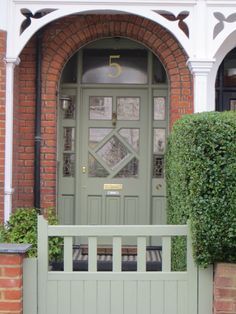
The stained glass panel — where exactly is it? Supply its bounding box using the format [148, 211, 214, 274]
[115, 158, 139, 178]
[89, 128, 112, 148]
[117, 97, 140, 120]
[153, 129, 166, 154]
[154, 97, 165, 120]
[64, 98, 75, 119]
[89, 97, 112, 120]
[88, 154, 109, 177]
[119, 128, 140, 152]
[63, 153, 75, 177]
[153, 155, 164, 178]
[97, 136, 130, 169]
[64, 127, 75, 151]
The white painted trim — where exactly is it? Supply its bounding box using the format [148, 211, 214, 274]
[4, 57, 20, 223]
[187, 59, 215, 112]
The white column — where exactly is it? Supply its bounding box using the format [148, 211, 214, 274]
[4, 57, 20, 223]
[187, 59, 215, 113]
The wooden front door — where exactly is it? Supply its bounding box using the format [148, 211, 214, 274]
[57, 38, 168, 233]
[78, 88, 149, 226]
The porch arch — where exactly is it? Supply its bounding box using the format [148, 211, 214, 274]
[17, 14, 193, 209]
[208, 29, 236, 110]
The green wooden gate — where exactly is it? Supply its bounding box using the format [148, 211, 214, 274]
[22, 216, 213, 314]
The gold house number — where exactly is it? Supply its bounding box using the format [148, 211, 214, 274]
[108, 55, 122, 78]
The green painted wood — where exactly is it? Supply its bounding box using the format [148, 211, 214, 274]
[165, 281, 178, 314]
[47, 281, 58, 314]
[137, 281, 150, 314]
[124, 281, 137, 314]
[106, 197, 121, 224]
[71, 281, 84, 314]
[198, 266, 213, 314]
[79, 88, 149, 231]
[113, 237, 122, 272]
[187, 221, 198, 314]
[137, 237, 146, 272]
[177, 281, 188, 314]
[162, 236, 171, 272]
[37, 215, 48, 314]
[23, 258, 37, 314]
[84, 281, 97, 314]
[150, 281, 164, 314]
[58, 281, 71, 314]
[64, 237, 73, 272]
[87, 196, 102, 225]
[111, 281, 124, 314]
[97, 281, 111, 314]
[58, 195, 74, 225]
[37, 217, 203, 314]
[88, 237, 97, 272]
[48, 224, 188, 237]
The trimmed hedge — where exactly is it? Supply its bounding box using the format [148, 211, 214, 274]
[166, 111, 236, 268]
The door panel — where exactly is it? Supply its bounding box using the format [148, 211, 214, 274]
[78, 89, 149, 229]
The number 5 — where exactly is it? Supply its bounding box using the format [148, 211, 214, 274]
[108, 55, 122, 78]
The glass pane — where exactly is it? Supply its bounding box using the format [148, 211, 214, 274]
[63, 153, 75, 177]
[117, 97, 140, 120]
[153, 155, 164, 178]
[152, 55, 167, 84]
[82, 49, 148, 84]
[88, 154, 109, 177]
[89, 97, 112, 120]
[64, 127, 75, 151]
[61, 53, 77, 83]
[115, 158, 139, 178]
[230, 99, 236, 110]
[63, 97, 75, 119]
[89, 128, 112, 148]
[97, 136, 130, 169]
[154, 97, 165, 120]
[153, 129, 166, 154]
[119, 128, 139, 152]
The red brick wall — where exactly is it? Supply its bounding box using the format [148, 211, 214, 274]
[214, 263, 236, 314]
[0, 31, 6, 222]
[14, 15, 193, 210]
[0, 254, 23, 314]
[13, 38, 36, 209]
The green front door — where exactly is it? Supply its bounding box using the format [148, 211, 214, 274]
[77, 88, 150, 226]
[57, 38, 168, 235]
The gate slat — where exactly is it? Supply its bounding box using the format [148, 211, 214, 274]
[151, 281, 164, 314]
[47, 281, 58, 314]
[162, 236, 171, 272]
[97, 281, 110, 314]
[88, 237, 97, 272]
[71, 281, 84, 314]
[165, 281, 177, 314]
[84, 281, 97, 314]
[137, 237, 146, 272]
[113, 237, 122, 272]
[64, 237, 73, 272]
[137, 281, 150, 314]
[124, 281, 137, 314]
[111, 281, 124, 314]
[58, 281, 70, 314]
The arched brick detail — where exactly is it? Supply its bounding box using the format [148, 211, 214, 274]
[17, 15, 193, 209]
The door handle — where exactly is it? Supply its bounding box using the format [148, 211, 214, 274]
[82, 166, 86, 174]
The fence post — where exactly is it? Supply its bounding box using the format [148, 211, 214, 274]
[198, 265, 213, 314]
[0, 243, 31, 314]
[37, 215, 48, 314]
[187, 221, 198, 314]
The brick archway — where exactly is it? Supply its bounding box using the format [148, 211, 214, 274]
[16, 14, 193, 209]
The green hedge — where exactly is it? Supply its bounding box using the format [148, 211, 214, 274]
[166, 111, 236, 268]
[1, 208, 62, 261]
